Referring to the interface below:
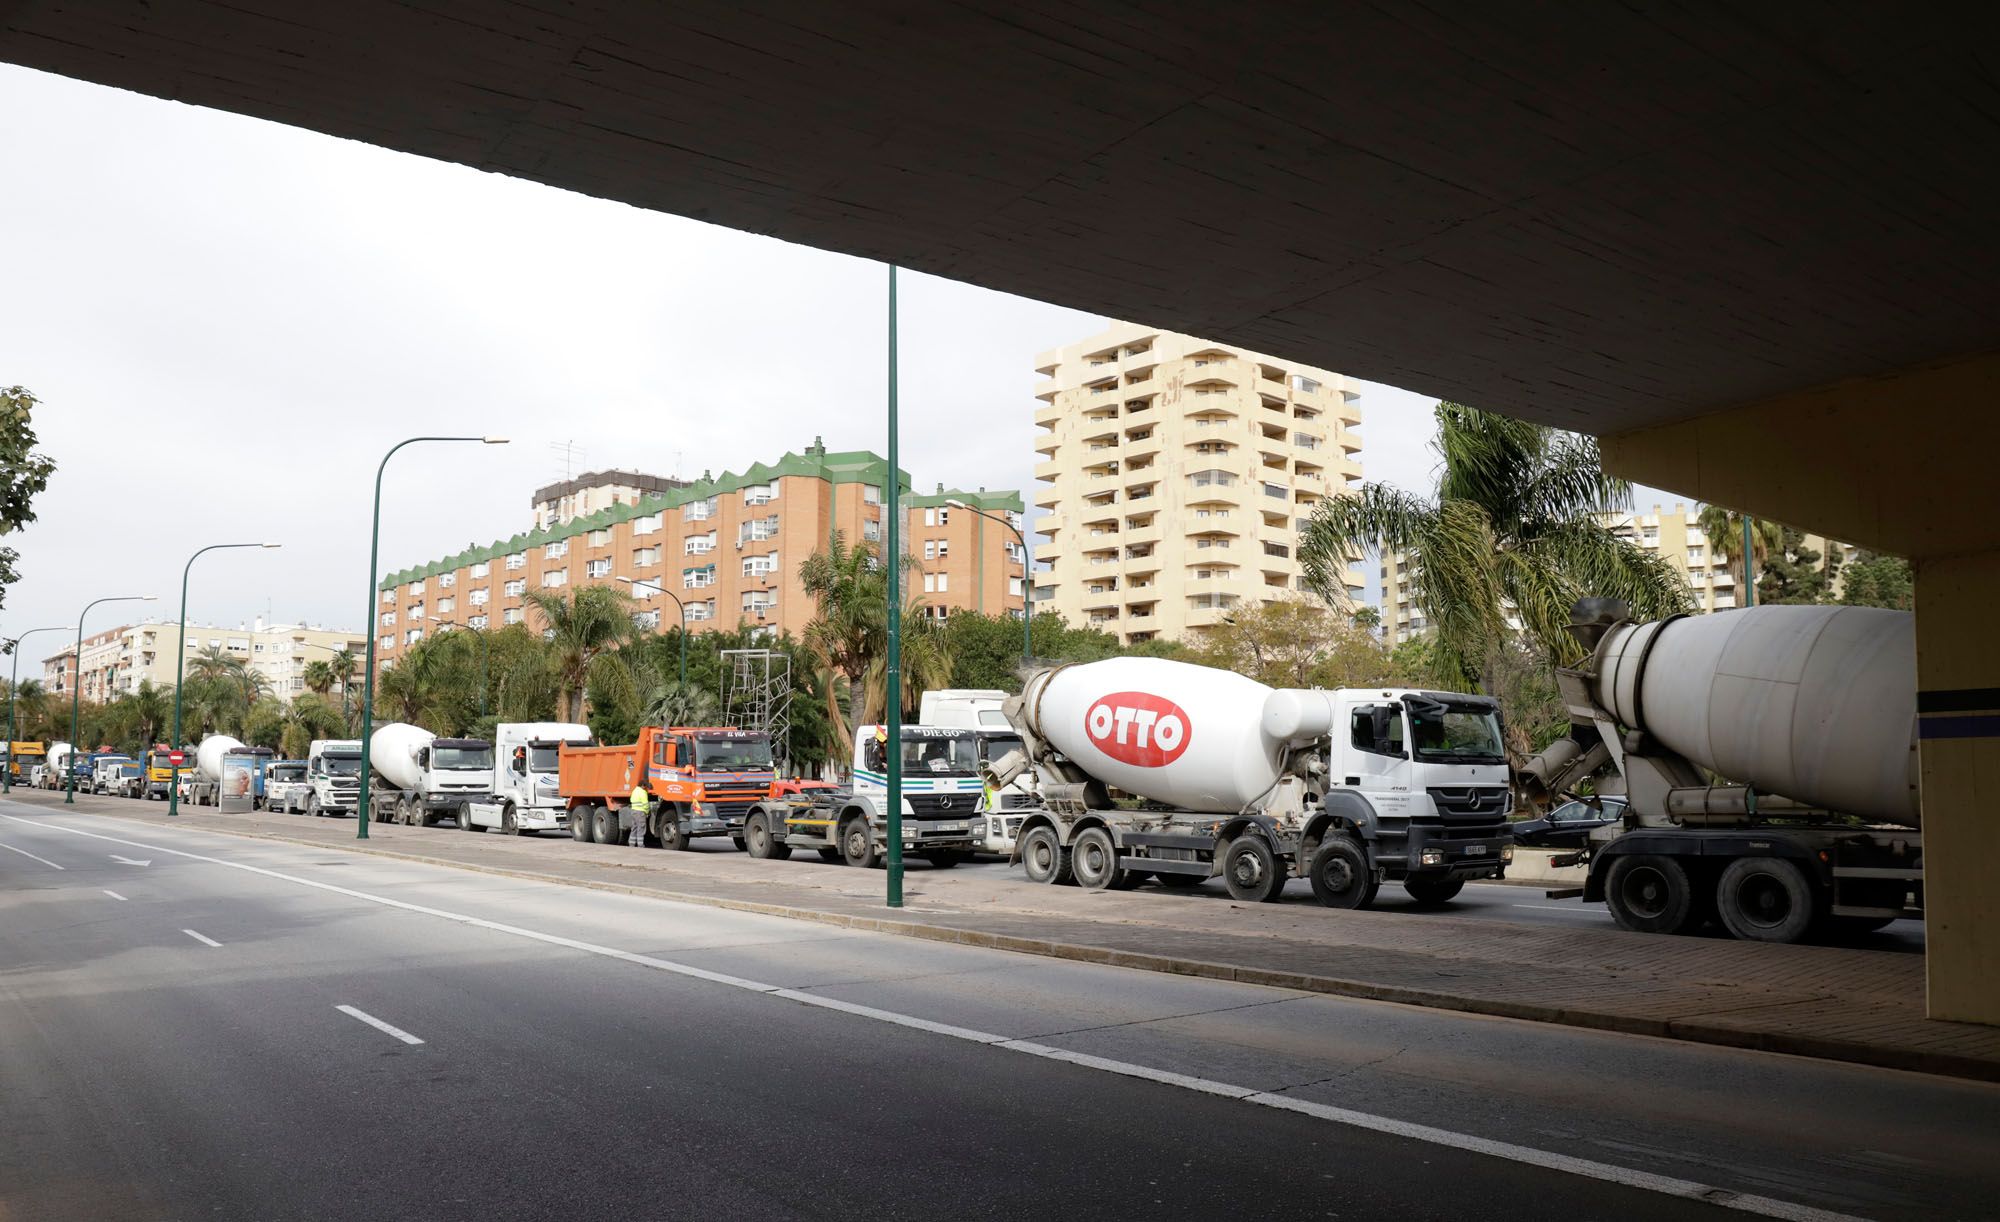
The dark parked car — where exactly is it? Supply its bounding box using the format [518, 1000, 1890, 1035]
[1511, 797, 1629, 848]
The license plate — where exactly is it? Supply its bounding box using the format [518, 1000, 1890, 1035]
[1463, 844, 1488, 856]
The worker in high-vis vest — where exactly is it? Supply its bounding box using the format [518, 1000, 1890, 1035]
[626, 783, 650, 848]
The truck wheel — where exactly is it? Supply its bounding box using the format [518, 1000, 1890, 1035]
[1018, 825, 1072, 886]
[745, 813, 779, 859]
[1308, 837, 1378, 909]
[1156, 872, 1205, 890]
[1604, 854, 1699, 934]
[1070, 826, 1120, 891]
[306, 794, 320, 818]
[658, 813, 690, 851]
[592, 805, 622, 846]
[1222, 836, 1287, 903]
[574, 804, 597, 842]
[840, 817, 879, 869]
[1715, 857, 1816, 943]
[501, 804, 520, 836]
[817, 847, 844, 864]
[1403, 877, 1466, 907]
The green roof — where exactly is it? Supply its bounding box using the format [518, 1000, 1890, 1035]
[904, 485, 1025, 513]
[381, 443, 1017, 589]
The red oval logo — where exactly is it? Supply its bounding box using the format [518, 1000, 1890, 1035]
[1083, 691, 1193, 768]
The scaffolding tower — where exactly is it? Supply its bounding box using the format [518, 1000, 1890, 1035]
[720, 649, 793, 773]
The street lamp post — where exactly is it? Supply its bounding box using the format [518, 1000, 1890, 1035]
[4, 626, 67, 793]
[885, 264, 904, 909]
[947, 498, 1033, 669]
[427, 617, 491, 718]
[66, 594, 157, 804]
[355, 436, 509, 839]
[615, 576, 688, 686]
[169, 543, 281, 817]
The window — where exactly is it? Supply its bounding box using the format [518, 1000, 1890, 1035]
[1009, 577, 1024, 596]
[924, 540, 937, 560]
[467, 614, 488, 630]
[634, 546, 661, 566]
[379, 634, 394, 650]
[743, 484, 776, 506]
[684, 498, 716, 521]
[505, 552, 526, 571]
[686, 532, 718, 555]
[503, 607, 523, 625]
[408, 580, 425, 595]
[504, 579, 526, 597]
[923, 573, 936, 593]
[542, 570, 567, 588]
[741, 593, 776, 615]
[863, 484, 882, 505]
[924, 507, 937, 526]
[738, 515, 779, 543]
[687, 601, 715, 622]
[939, 507, 950, 526]
[587, 559, 612, 578]
[544, 540, 569, 560]
[684, 567, 716, 589]
[408, 603, 425, 621]
[937, 540, 950, 559]
[743, 554, 777, 578]
[634, 513, 662, 535]
[405, 628, 424, 645]
[1189, 470, 1236, 488]
[937, 572, 949, 593]
[632, 610, 660, 631]
[1291, 375, 1321, 394]
[439, 572, 456, 589]
[863, 519, 881, 542]
[379, 612, 395, 628]
[381, 589, 395, 605]
[469, 589, 489, 607]
[438, 597, 455, 614]
[471, 561, 491, 579]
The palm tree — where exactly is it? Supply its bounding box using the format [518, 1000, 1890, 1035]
[301, 659, 337, 698]
[523, 585, 636, 723]
[800, 532, 957, 764]
[1695, 504, 1784, 604]
[861, 611, 954, 724]
[1299, 402, 1691, 692]
[122, 679, 172, 749]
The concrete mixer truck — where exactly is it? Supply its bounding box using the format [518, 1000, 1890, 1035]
[365, 723, 493, 827]
[1514, 599, 1924, 943]
[985, 657, 1516, 904]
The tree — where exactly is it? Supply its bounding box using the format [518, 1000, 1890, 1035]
[862, 610, 954, 723]
[301, 659, 338, 697]
[241, 697, 288, 749]
[523, 585, 636, 723]
[1756, 528, 1835, 605]
[1696, 504, 1784, 601]
[800, 532, 891, 763]
[1299, 402, 1690, 691]
[1185, 598, 1392, 690]
[118, 680, 173, 750]
[1840, 551, 1914, 611]
[281, 694, 348, 760]
[0, 387, 58, 614]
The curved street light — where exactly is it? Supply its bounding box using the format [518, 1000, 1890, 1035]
[616, 576, 688, 686]
[946, 498, 1033, 668]
[354, 436, 509, 839]
[3, 626, 68, 793]
[67, 594, 158, 804]
[169, 542, 282, 816]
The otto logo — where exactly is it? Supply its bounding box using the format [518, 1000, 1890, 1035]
[1084, 691, 1191, 767]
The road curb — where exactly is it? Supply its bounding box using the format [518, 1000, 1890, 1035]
[47, 806, 2000, 1084]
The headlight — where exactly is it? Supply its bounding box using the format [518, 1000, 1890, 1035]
[1420, 849, 1445, 866]
[1500, 845, 1515, 863]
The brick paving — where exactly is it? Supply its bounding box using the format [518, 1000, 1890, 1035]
[13, 789, 1999, 1081]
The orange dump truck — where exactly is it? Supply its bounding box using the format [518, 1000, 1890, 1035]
[558, 725, 781, 849]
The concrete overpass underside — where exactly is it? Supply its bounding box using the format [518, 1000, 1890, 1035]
[6, 2, 1999, 1024]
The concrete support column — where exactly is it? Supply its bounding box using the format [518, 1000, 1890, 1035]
[1914, 550, 2000, 1025]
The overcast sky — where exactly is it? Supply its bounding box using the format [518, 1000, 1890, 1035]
[1, 64, 1677, 654]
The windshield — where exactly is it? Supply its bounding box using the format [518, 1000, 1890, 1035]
[527, 745, 564, 772]
[979, 734, 1024, 764]
[901, 735, 979, 776]
[270, 764, 307, 782]
[1407, 703, 1507, 764]
[432, 745, 494, 771]
[696, 737, 774, 771]
[324, 754, 362, 777]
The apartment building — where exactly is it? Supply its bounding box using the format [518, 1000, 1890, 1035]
[375, 441, 1024, 668]
[1033, 322, 1364, 644]
[42, 620, 365, 704]
[533, 470, 688, 532]
[1377, 504, 1860, 642]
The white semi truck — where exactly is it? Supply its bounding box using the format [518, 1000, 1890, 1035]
[265, 760, 310, 813]
[739, 725, 984, 867]
[462, 721, 593, 835]
[986, 656, 1515, 903]
[366, 723, 494, 827]
[919, 689, 1034, 855]
[305, 738, 364, 817]
[1515, 598, 1924, 943]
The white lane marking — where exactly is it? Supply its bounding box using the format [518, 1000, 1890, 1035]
[2, 813, 1860, 1222]
[110, 855, 151, 867]
[103, 890, 128, 901]
[182, 929, 222, 948]
[0, 840, 66, 869]
[336, 1005, 425, 1046]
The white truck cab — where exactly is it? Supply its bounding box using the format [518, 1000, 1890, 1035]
[918, 689, 1034, 854]
[306, 739, 364, 817]
[465, 721, 593, 835]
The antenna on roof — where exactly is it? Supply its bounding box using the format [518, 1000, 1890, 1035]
[549, 439, 583, 483]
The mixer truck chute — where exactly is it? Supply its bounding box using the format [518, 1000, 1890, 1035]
[1515, 599, 1924, 943]
[989, 657, 1515, 905]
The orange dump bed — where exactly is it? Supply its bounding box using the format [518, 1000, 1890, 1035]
[558, 728, 667, 804]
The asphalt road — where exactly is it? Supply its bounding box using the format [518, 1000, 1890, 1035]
[1, 802, 1987, 1221]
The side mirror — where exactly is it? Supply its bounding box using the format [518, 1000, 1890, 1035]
[416, 747, 430, 767]
[1369, 707, 1394, 751]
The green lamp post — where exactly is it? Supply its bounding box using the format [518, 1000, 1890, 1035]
[169, 542, 281, 816]
[947, 498, 1034, 668]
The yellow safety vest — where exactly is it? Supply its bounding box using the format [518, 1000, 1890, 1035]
[630, 786, 651, 814]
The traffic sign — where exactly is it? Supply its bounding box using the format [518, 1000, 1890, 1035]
[168, 751, 185, 766]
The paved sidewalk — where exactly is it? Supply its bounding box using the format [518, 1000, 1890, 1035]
[13, 789, 1999, 1081]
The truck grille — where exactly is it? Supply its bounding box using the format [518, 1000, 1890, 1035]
[1427, 786, 1510, 822]
[999, 792, 1036, 810]
[907, 792, 975, 818]
[705, 798, 758, 825]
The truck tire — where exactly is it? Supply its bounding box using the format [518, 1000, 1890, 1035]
[658, 811, 690, 851]
[1018, 825, 1072, 886]
[501, 804, 520, 836]
[1308, 837, 1378, 909]
[306, 794, 319, 817]
[744, 812, 779, 859]
[840, 816, 879, 869]
[1156, 871, 1206, 890]
[1070, 826, 1121, 891]
[574, 804, 597, 842]
[1222, 836, 1287, 903]
[1715, 856, 1816, 943]
[1403, 877, 1466, 907]
[1604, 854, 1699, 934]
[592, 805, 621, 846]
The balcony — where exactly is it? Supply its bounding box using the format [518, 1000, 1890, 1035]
[1034, 376, 1059, 403]
[1034, 401, 1063, 428]
[1033, 458, 1062, 482]
[1121, 523, 1162, 549]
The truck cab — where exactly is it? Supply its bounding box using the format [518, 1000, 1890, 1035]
[144, 746, 179, 800]
[264, 760, 309, 813]
[90, 754, 135, 795]
[649, 727, 778, 841]
[737, 725, 983, 869]
[471, 722, 593, 834]
[306, 739, 364, 817]
[917, 689, 1035, 855]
